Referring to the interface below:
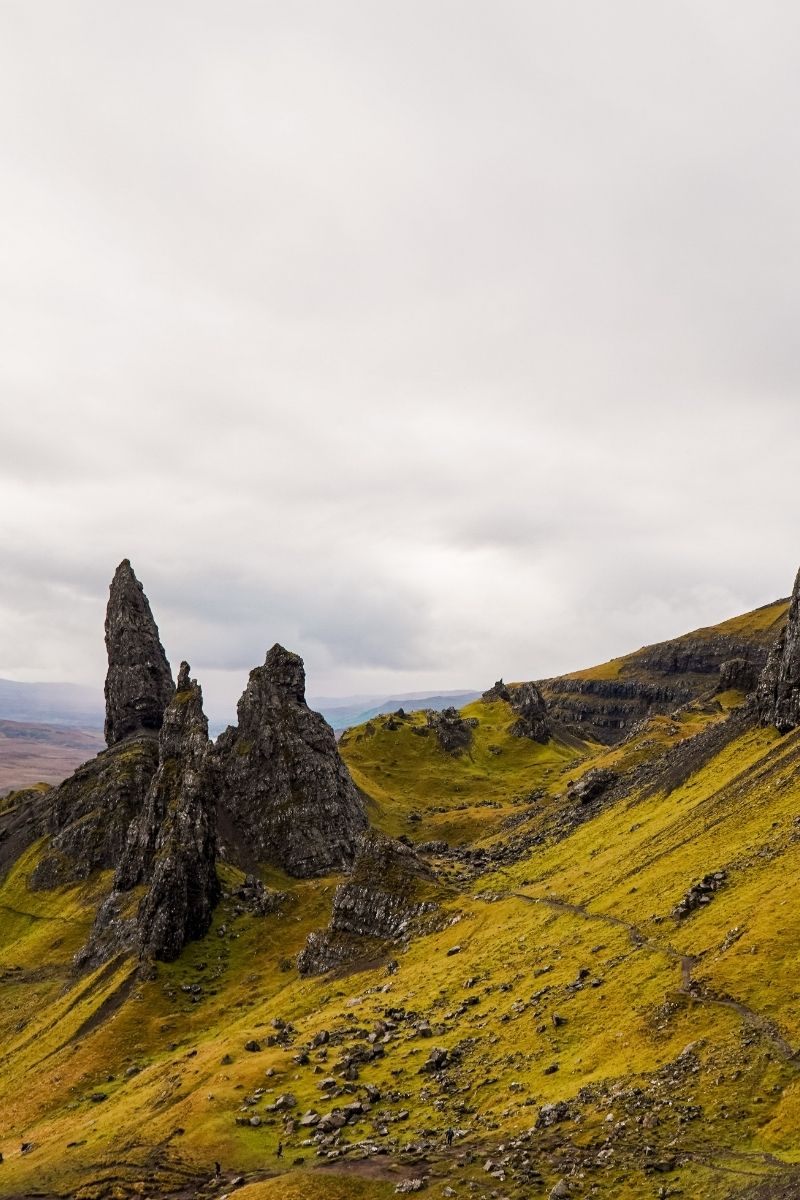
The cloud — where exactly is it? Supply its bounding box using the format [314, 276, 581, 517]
[0, 1, 799, 724]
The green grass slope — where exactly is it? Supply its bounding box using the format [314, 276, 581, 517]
[1, 600, 799, 1198]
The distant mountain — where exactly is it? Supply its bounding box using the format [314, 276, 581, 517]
[0, 677, 104, 729]
[313, 689, 481, 732]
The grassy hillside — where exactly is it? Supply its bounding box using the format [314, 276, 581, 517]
[1, 600, 800, 1198]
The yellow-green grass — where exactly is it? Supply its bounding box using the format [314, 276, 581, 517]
[341, 700, 589, 844]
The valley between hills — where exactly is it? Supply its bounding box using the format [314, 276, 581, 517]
[1, 562, 800, 1200]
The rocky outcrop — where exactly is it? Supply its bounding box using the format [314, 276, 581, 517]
[214, 644, 366, 876]
[507, 681, 550, 742]
[718, 657, 758, 694]
[569, 766, 618, 805]
[756, 569, 800, 732]
[29, 736, 159, 890]
[425, 706, 478, 754]
[104, 559, 174, 746]
[30, 563, 172, 889]
[78, 663, 219, 966]
[482, 679, 550, 742]
[297, 832, 439, 975]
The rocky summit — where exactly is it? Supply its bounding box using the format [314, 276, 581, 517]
[104, 559, 174, 746]
[214, 643, 367, 876]
[6, 566, 800, 1200]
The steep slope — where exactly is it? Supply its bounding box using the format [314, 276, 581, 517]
[2, 586, 800, 1199]
[540, 598, 788, 743]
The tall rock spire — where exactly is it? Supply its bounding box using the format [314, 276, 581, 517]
[104, 559, 174, 746]
[214, 643, 367, 876]
[756, 567, 800, 732]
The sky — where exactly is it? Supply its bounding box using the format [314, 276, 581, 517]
[1, 1, 799, 725]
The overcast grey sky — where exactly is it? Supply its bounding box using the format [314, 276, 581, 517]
[1, 1, 799, 721]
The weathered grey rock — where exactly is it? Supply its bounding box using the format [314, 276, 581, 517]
[482, 679, 550, 742]
[297, 832, 439, 975]
[717, 657, 758, 694]
[77, 663, 220, 966]
[757, 568, 800, 732]
[125, 663, 219, 961]
[426, 707, 477, 754]
[104, 559, 174, 747]
[30, 563, 172, 889]
[507, 681, 550, 742]
[569, 767, 618, 805]
[29, 736, 159, 890]
[214, 644, 366, 876]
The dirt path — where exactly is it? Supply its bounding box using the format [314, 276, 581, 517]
[504, 889, 798, 1062]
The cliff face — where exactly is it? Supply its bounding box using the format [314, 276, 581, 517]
[539, 610, 785, 745]
[214, 644, 366, 877]
[104, 559, 174, 747]
[297, 832, 438, 975]
[756, 569, 800, 732]
[79, 663, 219, 966]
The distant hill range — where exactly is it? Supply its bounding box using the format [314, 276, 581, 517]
[311, 690, 482, 732]
[0, 677, 104, 728]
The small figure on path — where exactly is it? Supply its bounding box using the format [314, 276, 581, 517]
[445, 1127, 454, 1148]
[277, 1142, 283, 1159]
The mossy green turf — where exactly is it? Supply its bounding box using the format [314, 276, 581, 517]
[2, 603, 800, 1198]
[340, 701, 588, 844]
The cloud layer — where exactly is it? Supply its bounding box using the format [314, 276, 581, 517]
[1, 1, 799, 722]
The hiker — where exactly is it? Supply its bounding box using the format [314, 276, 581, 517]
[214, 1161, 221, 1177]
[277, 1142, 283, 1159]
[445, 1127, 454, 1148]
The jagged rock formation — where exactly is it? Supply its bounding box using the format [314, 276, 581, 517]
[214, 644, 366, 877]
[482, 679, 550, 742]
[756, 569, 800, 732]
[78, 663, 219, 966]
[424, 706, 478, 753]
[297, 832, 439, 975]
[29, 562, 172, 890]
[104, 559, 174, 746]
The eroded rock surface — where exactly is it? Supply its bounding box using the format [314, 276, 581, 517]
[297, 832, 438, 975]
[104, 559, 174, 746]
[78, 663, 219, 966]
[29, 737, 159, 890]
[757, 569, 800, 732]
[482, 679, 550, 742]
[214, 644, 366, 877]
[425, 706, 478, 754]
[30, 562, 171, 889]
